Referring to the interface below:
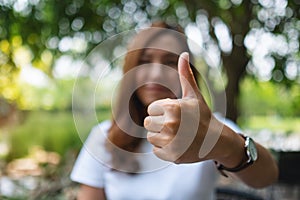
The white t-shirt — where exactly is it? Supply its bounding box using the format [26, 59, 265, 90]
[71, 115, 241, 200]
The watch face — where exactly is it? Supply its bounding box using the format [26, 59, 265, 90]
[248, 138, 258, 161]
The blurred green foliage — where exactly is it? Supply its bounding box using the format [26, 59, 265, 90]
[6, 106, 111, 162]
[240, 78, 300, 117]
[6, 110, 81, 161]
[0, 2, 299, 198]
[18, 79, 74, 110]
[1, 0, 300, 121]
[240, 115, 300, 133]
[4, 78, 299, 162]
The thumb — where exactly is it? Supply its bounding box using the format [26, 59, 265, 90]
[178, 52, 199, 98]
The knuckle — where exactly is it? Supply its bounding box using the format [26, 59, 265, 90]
[147, 132, 156, 143]
[159, 134, 171, 146]
[164, 119, 179, 132]
[164, 102, 181, 113]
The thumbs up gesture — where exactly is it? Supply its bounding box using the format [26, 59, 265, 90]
[144, 52, 223, 164]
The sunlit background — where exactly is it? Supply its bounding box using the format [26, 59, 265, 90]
[0, 0, 300, 199]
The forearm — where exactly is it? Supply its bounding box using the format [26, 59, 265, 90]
[230, 142, 279, 188]
[214, 125, 279, 188]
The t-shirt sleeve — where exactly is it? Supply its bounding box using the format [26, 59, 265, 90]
[70, 121, 111, 188]
[214, 112, 242, 133]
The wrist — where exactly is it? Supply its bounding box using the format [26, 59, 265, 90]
[214, 127, 246, 168]
[215, 133, 258, 176]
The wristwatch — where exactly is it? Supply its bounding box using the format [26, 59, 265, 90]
[215, 134, 258, 176]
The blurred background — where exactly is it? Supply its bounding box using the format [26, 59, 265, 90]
[0, 0, 299, 199]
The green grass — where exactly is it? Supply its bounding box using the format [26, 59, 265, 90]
[7, 111, 79, 160]
[239, 115, 300, 134]
[6, 107, 112, 161]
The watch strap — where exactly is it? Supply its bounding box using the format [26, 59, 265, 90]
[215, 134, 255, 176]
[216, 159, 254, 172]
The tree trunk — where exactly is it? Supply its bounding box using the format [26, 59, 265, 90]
[222, 45, 248, 122]
[184, 0, 252, 122]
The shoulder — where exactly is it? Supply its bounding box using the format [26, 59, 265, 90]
[86, 120, 112, 141]
[91, 120, 112, 135]
[80, 120, 112, 166]
[85, 120, 112, 148]
[70, 120, 112, 188]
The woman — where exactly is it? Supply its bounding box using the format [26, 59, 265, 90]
[71, 22, 278, 199]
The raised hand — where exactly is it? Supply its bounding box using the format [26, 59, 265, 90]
[144, 52, 224, 163]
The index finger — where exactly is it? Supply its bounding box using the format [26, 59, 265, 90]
[147, 100, 165, 116]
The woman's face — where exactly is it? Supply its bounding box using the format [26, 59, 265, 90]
[135, 34, 184, 106]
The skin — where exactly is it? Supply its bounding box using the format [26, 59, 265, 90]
[76, 34, 183, 199]
[144, 52, 279, 188]
[76, 35, 279, 199]
[77, 185, 106, 200]
[135, 35, 182, 105]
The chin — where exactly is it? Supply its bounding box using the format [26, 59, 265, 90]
[144, 95, 177, 106]
[144, 98, 158, 106]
